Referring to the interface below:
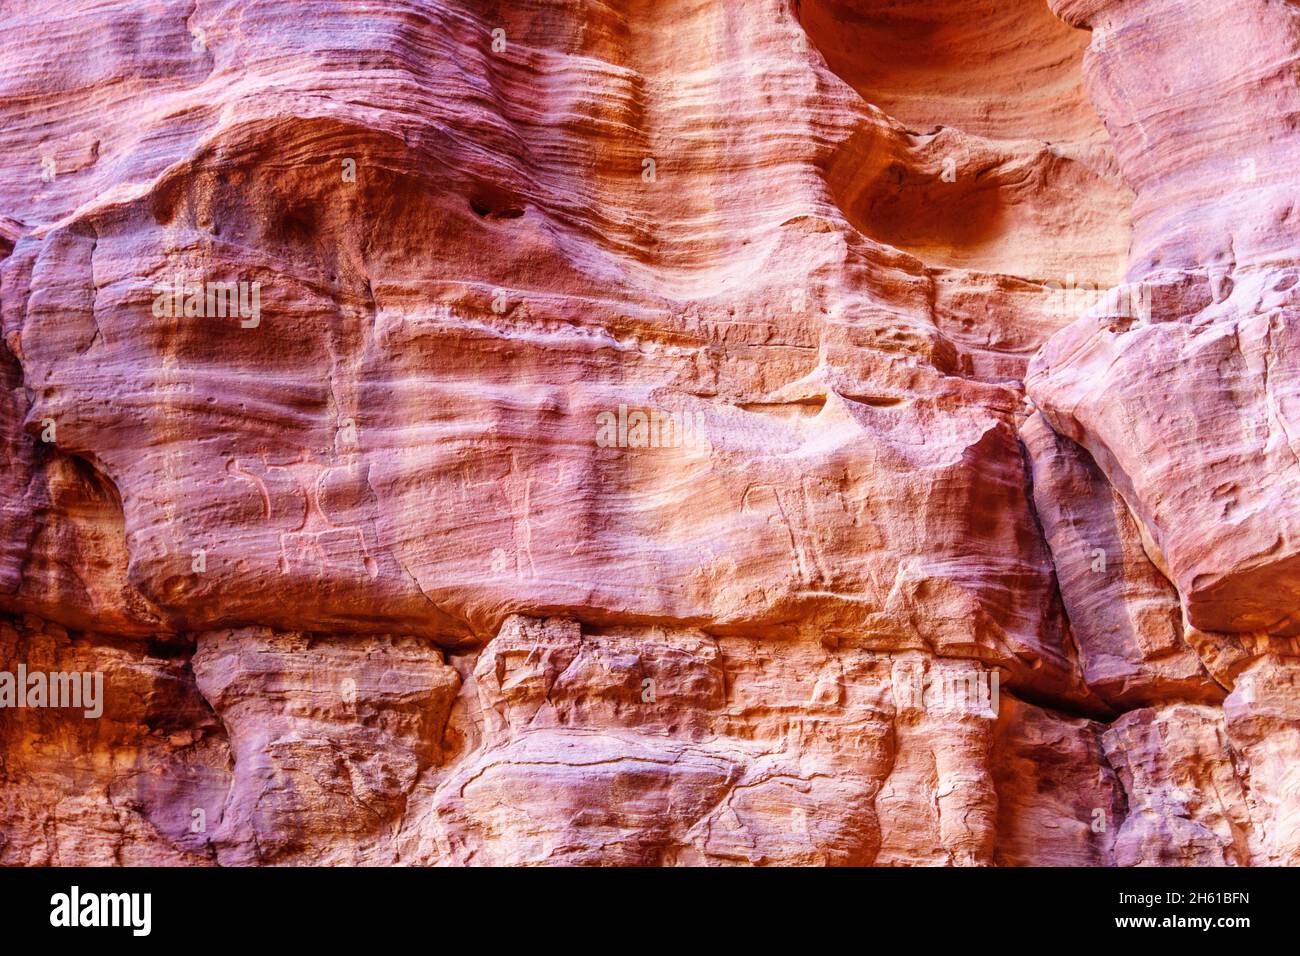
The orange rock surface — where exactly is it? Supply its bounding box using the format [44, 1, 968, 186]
[0, 0, 1296, 866]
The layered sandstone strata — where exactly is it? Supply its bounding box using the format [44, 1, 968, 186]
[0, 0, 1296, 865]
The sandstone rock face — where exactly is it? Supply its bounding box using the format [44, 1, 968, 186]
[0, 0, 1296, 866]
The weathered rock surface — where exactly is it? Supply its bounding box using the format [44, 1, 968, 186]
[0, 616, 229, 866]
[0, 0, 1297, 865]
[1021, 411, 1221, 708]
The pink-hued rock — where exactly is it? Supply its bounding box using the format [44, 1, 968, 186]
[1103, 704, 1254, 867]
[1, 0, 1298, 866]
[191, 627, 460, 865]
[1222, 656, 1300, 866]
[991, 696, 1122, 866]
[1029, 0, 1300, 636]
[1021, 411, 1220, 707]
[0, 616, 229, 866]
[1028, 272, 1300, 636]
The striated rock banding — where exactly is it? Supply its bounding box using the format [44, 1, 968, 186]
[0, 0, 1297, 865]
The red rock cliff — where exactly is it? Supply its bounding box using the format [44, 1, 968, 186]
[1, 0, 1297, 866]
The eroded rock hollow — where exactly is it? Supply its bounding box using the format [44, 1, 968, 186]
[2, 0, 1298, 866]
